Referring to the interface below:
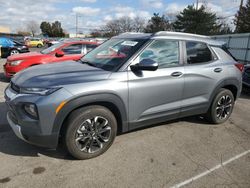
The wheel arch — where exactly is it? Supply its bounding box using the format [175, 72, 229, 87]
[209, 78, 241, 107]
[53, 93, 128, 144]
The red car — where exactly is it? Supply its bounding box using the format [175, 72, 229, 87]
[3, 41, 98, 78]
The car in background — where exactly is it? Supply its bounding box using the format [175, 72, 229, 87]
[0, 37, 29, 58]
[26, 38, 44, 48]
[3, 40, 99, 78]
[243, 65, 250, 89]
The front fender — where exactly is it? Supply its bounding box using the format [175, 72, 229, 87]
[52, 93, 128, 138]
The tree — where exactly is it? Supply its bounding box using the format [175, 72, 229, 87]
[144, 13, 172, 33]
[17, 30, 31, 36]
[40, 21, 65, 37]
[133, 16, 146, 32]
[26, 20, 40, 37]
[234, 0, 250, 33]
[173, 5, 221, 35]
[51, 21, 65, 37]
[40, 21, 52, 37]
[102, 16, 145, 37]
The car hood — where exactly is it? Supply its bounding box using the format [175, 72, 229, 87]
[12, 61, 112, 88]
[7, 52, 43, 61]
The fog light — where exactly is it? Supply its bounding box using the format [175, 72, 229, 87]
[23, 103, 38, 119]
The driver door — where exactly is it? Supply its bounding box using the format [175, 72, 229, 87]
[128, 39, 184, 128]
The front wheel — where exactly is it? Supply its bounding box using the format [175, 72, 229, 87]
[10, 49, 19, 56]
[63, 105, 117, 159]
[37, 44, 42, 48]
[206, 89, 235, 124]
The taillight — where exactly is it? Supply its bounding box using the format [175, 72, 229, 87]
[234, 63, 244, 72]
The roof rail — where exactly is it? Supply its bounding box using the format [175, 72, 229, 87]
[154, 31, 210, 39]
[118, 32, 149, 36]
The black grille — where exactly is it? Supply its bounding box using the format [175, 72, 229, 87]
[11, 82, 20, 93]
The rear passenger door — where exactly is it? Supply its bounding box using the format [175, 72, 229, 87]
[128, 39, 184, 128]
[181, 41, 225, 116]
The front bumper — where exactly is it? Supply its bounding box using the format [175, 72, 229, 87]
[3, 63, 22, 78]
[4, 84, 73, 148]
[7, 112, 26, 141]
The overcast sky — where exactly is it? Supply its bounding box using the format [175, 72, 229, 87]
[0, 0, 245, 34]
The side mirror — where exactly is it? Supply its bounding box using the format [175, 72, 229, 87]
[131, 58, 158, 71]
[55, 50, 64, 57]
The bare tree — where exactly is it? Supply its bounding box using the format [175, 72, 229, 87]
[102, 16, 146, 36]
[26, 20, 40, 37]
[133, 16, 146, 32]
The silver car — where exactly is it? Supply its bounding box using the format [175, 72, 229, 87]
[5, 32, 243, 159]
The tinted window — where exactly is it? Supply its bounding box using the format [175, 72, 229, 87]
[138, 40, 179, 68]
[86, 44, 98, 53]
[62, 44, 83, 54]
[186, 42, 213, 64]
[81, 39, 147, 71]
[222, 45, 237, 61]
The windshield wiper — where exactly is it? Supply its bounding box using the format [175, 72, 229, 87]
[79, 59, 97, 68]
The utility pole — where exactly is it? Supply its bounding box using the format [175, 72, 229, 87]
[236, 0, 244, 32]
[76, 14, 78, 37]
[196, 0, 199, 10]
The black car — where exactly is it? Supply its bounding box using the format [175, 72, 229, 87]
[243, 65, 250, 89]
[0, 37, 29, 58]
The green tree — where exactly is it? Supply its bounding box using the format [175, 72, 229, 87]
[144, 13, 172, 33]
[51, 21, 65, 37]
[40, 21, 65, 37]
[40, 21, 52, 37]
[173, 5, 221, 35]
[234, 0, 250, 33]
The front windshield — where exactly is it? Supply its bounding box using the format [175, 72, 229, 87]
[40, 42, 64, 54]
[81, 38, 147, 71]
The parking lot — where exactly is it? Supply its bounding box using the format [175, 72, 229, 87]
[0, 53, 250, 188]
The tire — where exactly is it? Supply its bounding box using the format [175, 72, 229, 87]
[206, 89, 235, 124]
[10, 49, 19, 56]
[37, 44, 42, 48]
[63, 105, 117, 160]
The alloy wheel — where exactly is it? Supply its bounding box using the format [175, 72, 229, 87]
[10, 50, 19, 55]
[216, 95, 233, 120]
[75, 116, 112, 153]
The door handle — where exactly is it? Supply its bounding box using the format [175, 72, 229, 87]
[171, 72, 183, 77]
[214, 68, 222, 73]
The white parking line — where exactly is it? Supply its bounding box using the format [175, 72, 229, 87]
[170, 149, 250, 188]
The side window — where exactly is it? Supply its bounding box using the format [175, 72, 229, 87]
[186, 42, 213, 64]
[86, 44, 98, 53]
[62, 44, 83, 54]
[138, 40, 179, 68]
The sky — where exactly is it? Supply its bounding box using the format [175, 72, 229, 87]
[0, 0, 246, 34]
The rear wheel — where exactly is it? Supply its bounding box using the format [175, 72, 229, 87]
[63, 105, 117, 159]
[206, 89, 234, 124]
[37, 44, 42, 48]
[10, 49, 19, 56]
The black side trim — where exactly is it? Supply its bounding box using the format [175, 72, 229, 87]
[209, 78, 241, 103]
[52, 93, 128, 139]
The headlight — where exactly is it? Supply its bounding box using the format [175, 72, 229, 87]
[10, 60, 23, 66]
[23, 103, 38, 119]
[20, 87, 61, 95]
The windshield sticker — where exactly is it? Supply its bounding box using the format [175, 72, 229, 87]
[121, 41, 138, 46]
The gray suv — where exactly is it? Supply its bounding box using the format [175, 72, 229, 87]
[5, 32, 243, 159]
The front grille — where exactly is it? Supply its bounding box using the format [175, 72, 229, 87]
[11, 82, 20, 93]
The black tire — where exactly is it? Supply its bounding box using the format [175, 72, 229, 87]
[37, 44, 42, 48]
[206, 89, 235, 124]
[10, 49, 19, 56]
[63, 105, 117, 160]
